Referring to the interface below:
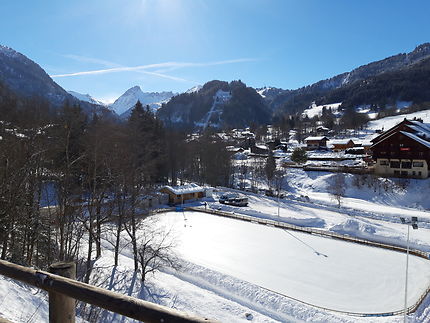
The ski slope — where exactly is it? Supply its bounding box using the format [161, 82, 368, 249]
[154, 211, 430, 314]
[367, 109, 430, 131]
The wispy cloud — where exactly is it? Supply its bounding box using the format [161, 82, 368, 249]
[63, 54, 121, 68]
[51, 58, 257, 79]
[140, 71, 194, 83]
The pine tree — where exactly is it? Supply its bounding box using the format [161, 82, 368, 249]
[291, 148, 308, 164]
[265, 150, 276, 185]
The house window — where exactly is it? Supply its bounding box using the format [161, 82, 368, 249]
[380, 160, 389, 166]
[394, 170, 400, 175]
[413, 161, 424, 167]
[401, 161, 411, 169]
[413, 171, 416, 176]
[390, 161, 400, 168]
[419, 171, 422, 176]
[401, 171, 408, 176]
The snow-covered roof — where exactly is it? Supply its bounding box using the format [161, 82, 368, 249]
[162, 183, 204, 195]
[316, 126, 329, 131]
[255, 144, 269, 150]
[226, 146, 243, 152]
[360, 141, 373, 147]
[406, 122, 430, 139]
[409, 120, 430, 133]
[329, 139, 354, 145]
[304, 136, 328, 142]
[400, 131, 430, 149]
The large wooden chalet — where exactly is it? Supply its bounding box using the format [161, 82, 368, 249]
[371, 118, 430, 178]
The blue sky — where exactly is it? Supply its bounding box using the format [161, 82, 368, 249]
[1, 0, 430, 103]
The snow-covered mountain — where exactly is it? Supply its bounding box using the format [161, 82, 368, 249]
[0, 45, 113, 117]
[186, 85, 202, 94]
[110, 86, 176, 118]
[68, 91, 105, 106]
[0, 45, 72, 107]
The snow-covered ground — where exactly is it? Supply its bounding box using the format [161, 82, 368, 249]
[302, 102, 342, 119]
[155, 211, 430, 314]
[367, 109, 430, 131]
[2, 167, 430, 322]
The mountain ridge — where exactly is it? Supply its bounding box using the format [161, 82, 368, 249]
[0, 45, 113, 117]
[109, 85, 176, 118]
[268, 43, 430, 114]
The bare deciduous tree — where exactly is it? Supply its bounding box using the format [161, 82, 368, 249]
[137, 220, 180, 286]
[329, 173, 346, 208]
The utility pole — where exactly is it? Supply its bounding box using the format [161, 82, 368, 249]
[400, 216, 418, 323]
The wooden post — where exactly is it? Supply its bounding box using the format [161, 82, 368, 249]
[48, 262, 76, 323]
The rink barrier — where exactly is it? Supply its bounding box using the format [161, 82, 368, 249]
[182, 206, 430, 317]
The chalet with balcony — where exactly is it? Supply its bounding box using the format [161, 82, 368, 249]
[371, 119, 430, 178]
[304, 136, 329, 150]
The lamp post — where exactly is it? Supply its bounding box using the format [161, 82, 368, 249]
[400, 216, 418, 323]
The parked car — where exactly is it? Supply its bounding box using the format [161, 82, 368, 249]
[219, 193, 248, 207]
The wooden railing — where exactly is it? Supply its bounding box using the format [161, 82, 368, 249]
[0, 259, 218, 323]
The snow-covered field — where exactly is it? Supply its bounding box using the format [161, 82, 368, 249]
[2, 168, 430, 322]
[155, 211, 430, 314]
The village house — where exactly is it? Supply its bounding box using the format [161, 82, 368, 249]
[304, 136, 329, 150]
[159, 183, 205, 205]
[250, 144, 270, 155]
[360, 141, 373, 154]
[371, 118, 430, 178]
[316, 126, 330, 136]
[226, 146, 244, 153]
[329, 139, 355, 152]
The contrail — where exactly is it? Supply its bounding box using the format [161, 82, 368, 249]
[51, 58, 257, 78]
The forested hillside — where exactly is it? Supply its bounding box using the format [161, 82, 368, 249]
[158, 80, 270, 130]
[0, 96, 231, 271]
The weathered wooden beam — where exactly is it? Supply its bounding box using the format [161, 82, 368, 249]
[48, 262, 76, 323]
[0, 260, 218, 323]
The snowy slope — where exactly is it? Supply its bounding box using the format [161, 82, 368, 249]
[68, 90, 105, 106]
[256, 87, 273, 98]
[302, 102, 342, 118]
[367, 109, 430, 131]
[185, 85, 202, 94]
[196, 89, 231, 129]
[109, 86, 175, 117]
